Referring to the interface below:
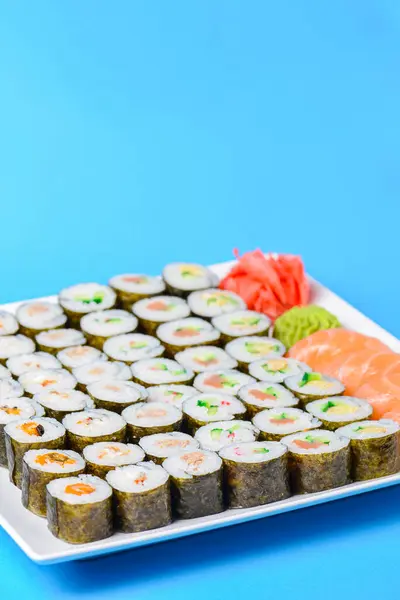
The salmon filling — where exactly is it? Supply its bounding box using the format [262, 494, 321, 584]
[35, 452, 75, 466]
[65, 483, 96, 496]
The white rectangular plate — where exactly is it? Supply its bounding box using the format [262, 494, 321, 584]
[0, 260, 399, 565]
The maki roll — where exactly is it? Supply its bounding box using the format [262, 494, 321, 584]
[16, 302, 67, 339]
[220, 441, 290, 508]
[306, 397, 373, 431]
[285, 372, 345, 407]
[131, 358, 194, 388]
[19, 368, 77, 397]
[7, 351, 62, 377]
[46, 474, 113, 544]
[59, 283, 117, 327]
[80, 309, 138, 350]
[146, 384, 197, 409]
[22, 449, 85, 517]
[103, 333, 164, 364]
[156, 318, 220, 356]
[187, 288, 246, 319]
[0, 310, 19, 336]
[0, 377, 24, 400]
[0, 397, 44, 467]
[163, 449, 223, 519]
[336, 419, 400, 481]
[175, 346, 238, 373]
[83, 441, 145, 478]
[238, 382, 299, 418]
[57, 345, 108, 372]
[249, 357, 311, 383]
[73, 360, 132, 392]
[36, 329, 86, 356]
[34, 389, 93, 422]
[0, 334, 35, 365]
[182, 393, 247, 434]
[139, 432, 200, 464]
[109, 273, 166, 310]
[195, 420, 259, 453]
[106, 462, 171, 532]
[212, 310, 271, 344]
[253, 408, 321, 442]
[63, 409, 127, 453]
[193, 369, 255, 396]
[132, 296, 190, 335]
[281, 429, 351, 493]
[162, 263, 218, 298]
[122, 402, 183, 443]
[4, 417, 66, 487]
[225, 336, 286, 371]
[87, 379, 147, 414]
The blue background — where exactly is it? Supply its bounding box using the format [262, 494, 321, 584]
[1, 1, 400, 598]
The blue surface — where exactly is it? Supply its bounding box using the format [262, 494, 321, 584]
[0, 0, 400, 598]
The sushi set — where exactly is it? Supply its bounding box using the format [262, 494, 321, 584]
[0, 251, 400, 565]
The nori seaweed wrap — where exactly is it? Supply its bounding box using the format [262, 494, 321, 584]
[63, 409, 127, 453]
[284, 372, 345, 408]
[187, 288, 246, 320]
[0, 310, 19, 336]
[34, 389, 93, 422]
[35, 329, 86, 356]
[57, 345, 107, 372]
[87, 379, 147, 414]
[0, 397, 43, 467]
[18, 368, 77, 398]
[132, 296, 190, 336]
[156, 318, 221, 357]
[108, 273, 166, 310]
[162, 263, 218, 298]
[58, 283, 117, 327]
[211, 310, 271, 345]
[83, 441, 145, 478]
[122, 402, 183, 443]
[139, 432, 200, 464]
[175, 346, 237, 373]
[80, 309, 138, 350]
[103, 333, 164, 365]
[16, 301, 67, 339]
[0, 334, 35, 366]
[225, 336, 286, 372]
[130, 358, 194, 388]
[72, 360, 132, 393]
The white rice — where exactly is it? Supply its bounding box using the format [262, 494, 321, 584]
[34, 389, 93, 412]
[132, 296, 190, 322]
[83, 441, 145, 467]
[193, 370, 255, 396]
[59, 283, 116, 314]
[156, 318, 220, 348]
[163, 449, 222, 479]
[147, 385, 197, 408]
[0, 397, 38, 425]
[0, 335, 35, 360]
[73, 360, 132, 386]
[63, 409, 126, 437]
[238, 382, 298, 410]
[7, 352, 62, 377]
[57, 345, 108, 370]
[139, 432, 199, 459]
[163, 263, 218, 292]
[109, 274, 166, 296]
[306, 397, 373, 423]
[336, 419, 399, 440]
[5, 417, 65, 443]
[106, 462, 169, 493]
[285, 372, 345, 397]
[187, 288, 247, 318]
[0, 311, 19, 336]
[175, 346, 238, 373]
[47, 474, 112, 505]
[131, 358, 193, 385]
[36, 329, 86, 350]
[281, 429, 350, 455]
[24, 449, 84, 474]
[19, 368, 77, 395]
[0, 364, 11, 379]
[30, 400, 46, 417]
[16, 302, 67, 331]
[0, 377, 24, 400]
[87, 380, 147, 405]
[80, 309, 138, 338]
[219, 441, 287, 463]
[253, 407, 321, 436]
[122, 402, 182, 428]
[225, 336, 287, 364]
[249, 358, 311, 383]
[183, 393, 246, 423]
[103, 334, 164, 363]
[195, 420, 259, 452]
[212, 311, 271, 338]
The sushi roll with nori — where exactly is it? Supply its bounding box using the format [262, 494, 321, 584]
[0, 397, 44, 467]
[19, 368, 77, 397]
[7, 351, 62, 377]
[139, 432, 199, 464]
[146, 385, 197, 409]
[0, 377, 24, 400]
[220, 441, 290, 508]
[109, 273, 166, 310]
[0, 310, 19, 336]
[83, 441, 145, 478]
[281, 429, 351, 493]
[36, 329, 86, 355]
[163, 449, 223, 518]
[193, 369, 255, 396]
[122, 402, 183, 443]
[34, 389, 93, 422]
[212, 311, 271, 344]
[132, 296, 190, 335]
[162, 263, 218, 298]
[187, 288, 246, 319]
[238, 382, 299, 418]
[73, 360, 132, 392]
[195, 420, 259, 453]
[306, 397, 373, 431]
[131, 358, 194, 388]
[87, 379, 147, 413]
[175, 346, 238, 373]
[22, 449, 85, 517]
[336, 419, 400, 481]
[103, 333, 164, 364]
[182, 393, 247, 434]
[57, 345, 108, 372]
[16, 302, 67, 339]
[80, 309, 138, 350]
[46, 474, 113, 544]
[59, 283, 117, 327]
[285, 372, 345, 407]
[106, 462, 171, 532]
[225, 336, 286, 371]
[4, 417, 66, 487]
[249, 357, 311, 383]
[63, 409, 127, 453]
[156, 318, 220, 356]
[253, 408, 321, 442]
[0, 334, 35, 365]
